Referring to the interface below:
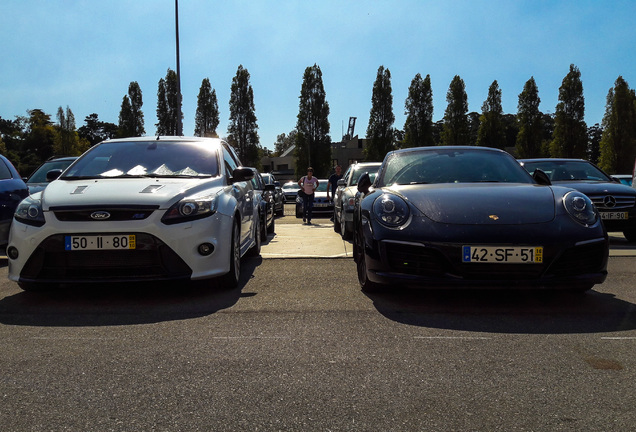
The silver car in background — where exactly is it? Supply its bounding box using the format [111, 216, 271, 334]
[333, 162, 381, 239]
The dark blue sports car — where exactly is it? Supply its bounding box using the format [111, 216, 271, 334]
[0, 155, 28, 246]
[353, 147, 609, 292]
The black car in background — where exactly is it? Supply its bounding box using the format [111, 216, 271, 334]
[520, 158, 636, 242]
[25, 156, 77, 194]
[261, 173, 284, 216]
[0, 155, 28, 245]
[250, 169, 276, 241]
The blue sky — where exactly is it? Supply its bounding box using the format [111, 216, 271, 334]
[2, 0, 635, 151]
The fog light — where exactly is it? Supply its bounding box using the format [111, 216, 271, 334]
[198, 243, 214, 256]
[7, 246, 18, 260]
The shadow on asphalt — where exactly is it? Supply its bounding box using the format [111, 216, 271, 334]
[365, 287, 636, 334]
[0, 257, 263, 328]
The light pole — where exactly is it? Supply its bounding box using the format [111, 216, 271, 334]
[175, 0, 183, 136]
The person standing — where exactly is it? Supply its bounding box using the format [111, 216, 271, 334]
[298, 167, 319, 224]
[326, 165, 343, 221]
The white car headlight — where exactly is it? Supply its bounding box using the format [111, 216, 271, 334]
[563, 191, 597, 226]
[14, 196, 45, 227]
[162, 194, 218, 225]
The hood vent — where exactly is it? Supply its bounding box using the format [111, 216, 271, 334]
[140, 185, 165, 194]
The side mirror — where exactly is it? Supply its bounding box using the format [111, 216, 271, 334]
[337, 178, 347, 187]
[532, 169, 551, 186]
[357, 172, 372, 195]
[231, 167, 255, 183]
[46, 169, 63, 182]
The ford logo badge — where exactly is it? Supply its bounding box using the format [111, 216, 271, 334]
[91, 211, 111, 220]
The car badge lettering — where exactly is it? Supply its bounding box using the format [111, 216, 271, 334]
[489, 215, 499, 220]
[91, 211, 111, 220]
[603, 195, 616, 208]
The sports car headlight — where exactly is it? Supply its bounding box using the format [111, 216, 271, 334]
[162, 194, 218, 225]
[14, 196, 45, 227]
[373, 193, 410, 227]
[564, 191, 597, 226]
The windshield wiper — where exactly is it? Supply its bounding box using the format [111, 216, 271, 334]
[141, 173, 213, 178]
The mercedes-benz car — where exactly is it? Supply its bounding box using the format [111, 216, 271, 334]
[7, 136, 261, 291]
[333, 162, 381, 240]
[519, 158, 636, 242]
[353, 147, 608, 293]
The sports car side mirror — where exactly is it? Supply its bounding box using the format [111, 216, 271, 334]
[357, 172, 372, 195]
[532, 169, 551, 186]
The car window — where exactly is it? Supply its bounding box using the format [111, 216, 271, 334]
[64, 141, 220, 178]
[350, 165, 380, 186]
[222, 146, 239, 177]
[522, 160, 612, 182]
[28, 159, 75, 183]
[251, 172, 264, 190]
[0, 159, 13, 180]
[381, 149, 533, 186]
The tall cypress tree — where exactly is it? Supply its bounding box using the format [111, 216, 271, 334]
[441, 75, 469, 146]
[366, 66, 395, 160]
[128, 81, 145, 137]
[156, 69, 181, 136]
[295, 64, 331, 177]
[227, 65, 259, 166]
[476, 80, 506, 149]
[403, 73, 434, 148]
[195, 78, 220, 137]
[516, 77, 544, 157]
[598, 76, 636, 173]
[550, 64, 587, 158]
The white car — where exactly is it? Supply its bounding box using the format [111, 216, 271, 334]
[333, 162, 381, 239]
[7, 136, 261, 291]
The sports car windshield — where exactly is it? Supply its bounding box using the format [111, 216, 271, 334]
[62, 141, 219, 179]
[521, 160, 611, 182]
[380, 148, 533, 186]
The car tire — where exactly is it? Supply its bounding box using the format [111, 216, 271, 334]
[267, 214, 275, 234]
[333, 210, 341, 233]
[260, 213, 268, 243]
[623, 228, 636, 242]
[218, 219, 241, 289]
[341, 218, 352, 240]
[354, 226, 382, 293]
[18, 282, 53, 292]
[249, 217, 262, 257]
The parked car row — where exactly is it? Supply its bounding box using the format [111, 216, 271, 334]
[3, 136, 635, 294]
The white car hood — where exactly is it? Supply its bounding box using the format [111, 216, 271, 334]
[40, 177, 226, 210]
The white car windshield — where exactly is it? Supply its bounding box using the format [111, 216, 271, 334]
[62, 140, 219, 179]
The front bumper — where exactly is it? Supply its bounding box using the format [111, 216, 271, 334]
[8, 209, 235, 285]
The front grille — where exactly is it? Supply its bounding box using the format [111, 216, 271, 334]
[383, 242, 449, 276]
[588, 194, 635, 210]
[20, 233, 191, 282]
[50, 205, 159, 222]
[546, 242, 607, 277]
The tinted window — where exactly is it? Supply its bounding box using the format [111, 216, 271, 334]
[522, 160, 611, 182]
[0, 159, 13, 180]
[28, 159, 75, 183]
[380, 149, 533, 186]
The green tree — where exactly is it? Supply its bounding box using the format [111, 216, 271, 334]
[598, 76, 636, 173]
[587, 123, 603, 165]
[195, 78, 220, 137]
[441, 75, 469, 146]
[227, 65, 260, 166]
[22, 109, 56, 173]
[117, 82, 145, 137]
[156, 69, 181, 136]
[403, 73, 434, 148]
[365, 66, 395, 160]
[78, 113, 117, 146]
[295, 64, 331, 177]
[476, 80, 506, 149]
[516, 77, 544, 158]
[274, 130, 297, 156]
[550, 64, 587, 158]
